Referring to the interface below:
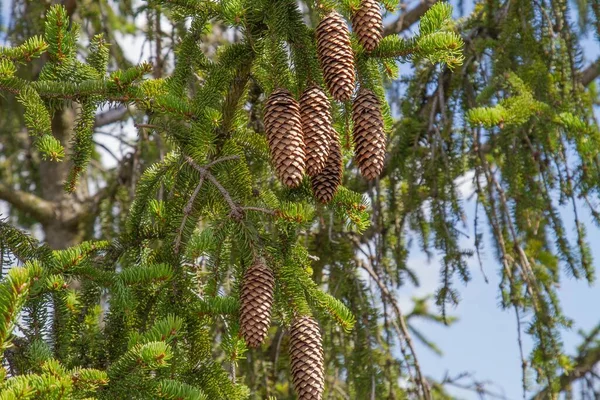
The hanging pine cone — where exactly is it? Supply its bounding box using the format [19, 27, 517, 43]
[351, 0, 383, 52]
[316, 11, 355, 101]
[239, 260, 275, 348]
[300, 85, 333, 176]
[352, 88, 386, 180]
[289, 316, 325, 400]
[264, 89, 306, 187]
[311, 130, 342, 203]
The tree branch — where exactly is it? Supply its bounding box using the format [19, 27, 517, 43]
[184, 155, 244, 220]
[531, 345, 600, 399]
[0, 183, 55, 224]
[94, 105, 135, 128]
[581, 58, 600, 87]
[383, 0, 438, 36]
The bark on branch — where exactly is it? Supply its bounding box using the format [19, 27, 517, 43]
[0, 182, 55, 224]
[94, 105, 135, 128]
[383, 0, 438, 36]
[581, 58, 600, 87]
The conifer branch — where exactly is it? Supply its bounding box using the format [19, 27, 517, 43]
[220, 60, 253, 138]
[531, 344, 600, 399]
[0, 183, 55, 224]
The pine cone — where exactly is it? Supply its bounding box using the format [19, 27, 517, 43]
[351, 0, 383, 52]
[300, 85, 333, 176]
[316, 11, 355, 101]
[289, 316, 325, 400]
[352, 89, 386, 180]
[239, 260, 275, 348]
[264, 89, 306, 187]
[311, 130, 343, 203]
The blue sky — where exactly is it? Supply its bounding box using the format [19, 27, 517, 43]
[2, 0, 600, 398]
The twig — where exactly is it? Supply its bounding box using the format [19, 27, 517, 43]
[134, 123, 159, 129]
[441, 372, 511, 400]
[514, 305, 527, 400]
[93, 140, 121, 163]
[241, 206, 277, 215]
[174, 175, 206, 254]
[184, 155, 244, 220]
[360, 259, 432, 400]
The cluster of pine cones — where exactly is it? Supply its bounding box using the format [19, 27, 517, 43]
[264, 0, 385, 205]
[240, 260, 325, 400]
[243, 2, 384, 399]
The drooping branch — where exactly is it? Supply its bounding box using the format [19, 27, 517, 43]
[359, 258, 431, 400]
[220, 60, 253, 138]
[0, 182, 55, 224]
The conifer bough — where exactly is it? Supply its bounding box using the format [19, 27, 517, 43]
[300, 84, 333, 177]
[289, 316, 325, 400]
[351, 0, 383, 52]
[316, 11, 356, 102]
[264, 88, 306, 187]
[352, 88, 386, 180]
[0, 1, 478, 398]
[239, 260, 275, 348]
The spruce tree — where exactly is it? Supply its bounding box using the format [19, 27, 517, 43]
[0, 0, 600, 399]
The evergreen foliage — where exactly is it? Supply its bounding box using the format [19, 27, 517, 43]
[1, 0, 600, 398]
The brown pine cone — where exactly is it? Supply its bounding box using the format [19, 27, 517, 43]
[311, 130, 343, 203]
[264, 89, 306, 187]
[351, 0, 383, 52]
[352, 88, 386, 180]
[300, 85, 333, 176]
[316, 11, 355, 101]
[239, 260, 275, 348]
[289, 316, 325, 400]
